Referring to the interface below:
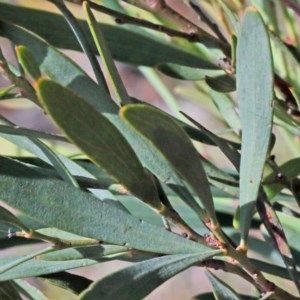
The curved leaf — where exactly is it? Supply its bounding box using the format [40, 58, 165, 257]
[209, 90, 241, 133]
[83, 2, 132, 105]
[0, 206, 29, 232]
[0, 124, 67, 142]
[14, 279, 48, 300]
[120, 104, 217, 224]
[205, 75, 236, 93]
[236, 7, 274, 247]
[0, 21, 117, 113]
[0, 245, 128, 281]
[0, 156, 211, 254]
[15, 45, 41, 80]
[206, 270, 241, 300]
[263, 158, 300, 200]
[36, 79, 162, 210]
[79, 251, 222, 300]
[0, 3, 217, 69]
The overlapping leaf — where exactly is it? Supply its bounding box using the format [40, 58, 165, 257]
[120, 104, 217, 223]
[0, 2, 217, 69]
[237, 7, 274, 246]
[36, 79, 163, 209]
[79, 251, 222, 300]
[0, 156, 211, 254]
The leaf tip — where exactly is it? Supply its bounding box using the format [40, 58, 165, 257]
[34, 77, 46, 91]
[119, 104, 135, 119]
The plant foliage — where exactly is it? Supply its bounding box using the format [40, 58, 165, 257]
[0, 0, 300, 299]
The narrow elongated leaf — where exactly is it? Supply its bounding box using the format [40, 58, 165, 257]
[236, 7, 274, 247]
[0, 206, 29, 232]
[79, 251, 222, 300]
[84, 2, 132, 105]
[38, 245, 127, 262]
[0, 156, 211, 254]
[0, 3, 217, 69]
[0, 22, 185, 188]
[32, 140, 79, 187]
[209, 90, 241, 133]
[14, 279, 48, 300]
[157, 63, 223, 80]
[206, 270, 241, 300]
[39, 272, 92, 295]
[251, 259, 298, 281]
[0, 21, 117, 113]
[0, 124, 67, 142]
[205, 75, 236, 93]
[36, 79, 162, 209]
[0, 247, 54, 275]
[263, 158, 300, 200]
[0, 85, 15, 98]
[0, 245, 129, 280]
[181, 112, 240, 170]
[15, 45, 41, 80]
[120, 104, 217, 224]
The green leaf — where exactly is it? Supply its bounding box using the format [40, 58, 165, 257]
[0, 116, 78, 188]
[38, 245, 127, 261]
[48, 0, 108, 91]
[181, 112, 240, 170]
[206, 270, 242, 300]
[0, 21, 117, 113]
[157, 63, 223, 80]
[205, 75, 236, 93]
[14, 279, 48, 300]
[209, 90, 241, 134]
[0, 247, 54, 275]
[0, 21, 184, 188]
[0, 156, 211, 254]
[120, 104, 217, 224]
[0, 3, 217, 69]
[30, 140, 79, 187]
[0, 206, 29, 232]
[39, 272, 92, 295]
[291, 178, 300, 208]
[251, 258, 299, 281]
[15, 45, 41, 80]
[263, 158, 300, 200]
[83, 2, 132, 105]
[236, 7, 274, 247]
[79, 251, 222, 300]
[0, 85, 16, 98]
[0, 245, 129, 280]
[0, 124, 67, 142]
[193, 293, 256, 300]
[36, 78, 162, 210]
